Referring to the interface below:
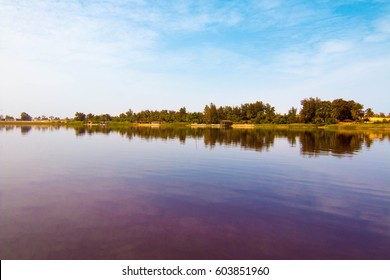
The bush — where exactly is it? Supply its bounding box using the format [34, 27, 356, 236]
[325, 118, 338, 124]
[313, 117, 325, 125]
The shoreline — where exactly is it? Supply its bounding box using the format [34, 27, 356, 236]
[1, 121, 390, 131]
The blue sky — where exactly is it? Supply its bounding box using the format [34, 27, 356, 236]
[0, 0, 389, 118]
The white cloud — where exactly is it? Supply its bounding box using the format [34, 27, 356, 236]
[377, 16, 390, 33]
[319, 40, 353, 54]
[364, 14, 390, 42]
[273, 39, 355, 79]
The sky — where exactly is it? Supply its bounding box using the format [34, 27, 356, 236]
[0, 0, 389, 118]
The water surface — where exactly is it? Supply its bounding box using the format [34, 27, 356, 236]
[0, 125, 389, 259]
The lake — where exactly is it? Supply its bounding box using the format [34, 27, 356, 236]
[0, 125, 389, 259]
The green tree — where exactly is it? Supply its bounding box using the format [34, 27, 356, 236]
[264, 103, 275, 123]
[177, 107, 187, 122]
[217, 106, 226, 121]
[74, 112, 86, 121]
[300, 97, 321, 123]
[287, 107, 298, 123]
[20, 112, 32, 121]
[204, 103, 218, 124]
[315, 101, 333, 124]
[125, 109, 134, 122]
[331, 99, 364, 121]
[231, 106, 241, 122]
[187, 112, 204, 123]
[100, 114, 112, 122]
[364, 108, 374, 118]
[331, 99, 352, 121]
[350, 102, 364, 121]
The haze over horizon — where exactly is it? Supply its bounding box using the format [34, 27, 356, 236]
[1, 0, 389, 118]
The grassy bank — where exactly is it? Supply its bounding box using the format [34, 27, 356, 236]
[317, 122, 390, 131]
[0, 120, 61, 125]
[2, 121, 390, 131]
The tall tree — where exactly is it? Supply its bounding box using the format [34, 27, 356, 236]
[331, 99, 352, 121]
[264, 103, 275, 123]
[287, 106, 298, 123]
[350, 102, 364, 121]
[74, 112, 86, 121]
[204, 103, 218, 124]
[315, 100, 333, 123]
[364, 108, 374, 118]
[300, 97, 321, 123]
[177, 107, 187, 122]
[20, 112, 32, 121]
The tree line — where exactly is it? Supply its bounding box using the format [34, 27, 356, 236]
[72, 98, 385, 124]
[2, 97, 389, 124]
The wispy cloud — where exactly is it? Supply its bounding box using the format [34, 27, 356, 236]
[365, 13, 390, 42]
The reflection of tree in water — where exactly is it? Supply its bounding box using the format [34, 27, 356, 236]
[74, 125, 113, 136]
[71, 126, 389, 157]
[299, 130, 374, 157]
[0, 125, 11, 131]
[79, 126, 204, 142]
[0, 125, 61, 134]
[203, 129, 279, 152]
[78, 126, 279, 152]
[74, 127, 86, 136]
[20, 126, 32, 135]
[33, 126, 61, 132]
